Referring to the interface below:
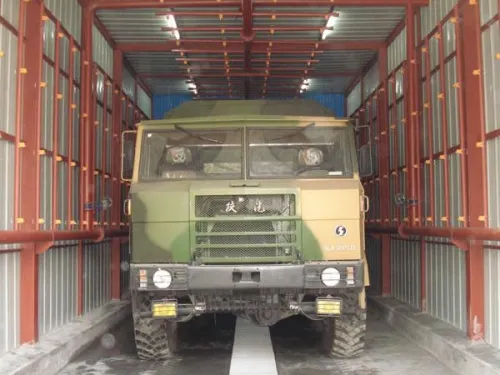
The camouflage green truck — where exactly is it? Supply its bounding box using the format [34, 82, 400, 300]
[123, 99, 371, 360]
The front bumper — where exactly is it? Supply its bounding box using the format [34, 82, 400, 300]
[130, 261, 364, 292]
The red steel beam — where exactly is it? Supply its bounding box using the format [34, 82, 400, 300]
[377, 46, 391, 296]
[161, 26, 334, 32]
[88, 0, 428, 10]
[139, 71, 358, 79]
[241, 0, 254, 99]
[111, 48, 124, 300]
[157, 11, 339, 18]
[405, 3, 418, 226]
[117, 40, 382, 52]
[460, 1, 487, 342]
[19, 0, 43, 345]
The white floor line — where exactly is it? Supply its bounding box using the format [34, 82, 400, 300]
[229, 317, 278, 375]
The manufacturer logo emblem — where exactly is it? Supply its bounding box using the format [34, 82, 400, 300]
[335, 225, 347, 237]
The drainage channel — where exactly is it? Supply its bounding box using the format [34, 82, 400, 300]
[229, 318, 278, 375]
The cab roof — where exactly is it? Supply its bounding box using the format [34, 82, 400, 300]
[163, 99, 337, 120]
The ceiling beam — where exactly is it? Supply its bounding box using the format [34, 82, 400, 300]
[156, 11, 339, 18]
[139, 71, 359, 79]
[241, 0, 254, 99]
[118, 40, 382, 53]
[88, 0, 428, 11]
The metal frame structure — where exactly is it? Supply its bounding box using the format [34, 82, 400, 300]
[349, 0, 500, 341]
[0, 0, 499, 350]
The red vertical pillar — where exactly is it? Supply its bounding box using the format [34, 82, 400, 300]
[81, 5, 94, 230]
[406, 4, 418, 226]
[378, 46, 391, 296]
[111, 49, 124, 300]
[19, 0, 44, 344]
[460, 1, 486, 341]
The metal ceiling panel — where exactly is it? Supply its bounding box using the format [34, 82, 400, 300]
[325, 7, 405, 40]
[98, 4, 404, 97]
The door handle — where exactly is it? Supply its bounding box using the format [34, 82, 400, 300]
[362, 195, 370, 213]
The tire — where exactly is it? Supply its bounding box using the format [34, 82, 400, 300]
[322, 312, 366, 358]
[134, 318, 179, 360]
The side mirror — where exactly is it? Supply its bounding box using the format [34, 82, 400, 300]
[121, 130, 137, 182]
[358, 144, 373, 177]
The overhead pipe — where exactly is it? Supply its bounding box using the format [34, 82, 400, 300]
[366, 225, 500, 242]
[0, 229, 129, 244]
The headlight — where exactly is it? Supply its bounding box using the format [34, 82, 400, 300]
[153, 269, 172, 289]
[321, 267, 341, 287]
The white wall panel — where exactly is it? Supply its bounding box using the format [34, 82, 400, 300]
[84, 241, 111, 313]
[347, 81, 361, 116]
[137, 84, 152, 119]
[388, 27, 406, 73]
[92, 25, 113, 77]
[38, 246, 78, 338]
[419, 0, 457, 38]
[44, 0, 82, 44]
[426, 241, 466, 332]
[0, 252, 20, 354]
[391, 238, 420, 309]
[122, 67, 135, 100]
[362, 60, 379, 100]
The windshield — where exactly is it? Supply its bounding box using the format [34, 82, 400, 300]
[138, 126, 353, 181]
[248, 127, 353, 178]
[139, 128, 242, 181]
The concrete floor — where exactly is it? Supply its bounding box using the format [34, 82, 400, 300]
[58, 307, 457, 375]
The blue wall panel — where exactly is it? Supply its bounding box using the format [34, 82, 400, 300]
[152, 93, 345, 120]
[302, 93, 345, 117]
[153, 94, 192, 120]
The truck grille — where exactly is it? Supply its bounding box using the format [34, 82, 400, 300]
[193, 194, 298, 263]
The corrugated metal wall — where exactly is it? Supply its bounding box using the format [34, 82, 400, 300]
[388, 26, 406, 73]
[390, 238, 421, 309]
[44, 0, 82, 44]
[0, 0, 21, 354]
[480, 0, 500, 349]
[83, 241, 111, 313]
[122, 67, 135, 100]
[426, 240, 466, 331]
[137, 85, 152, 119]
[0, 252, 20, 354]
[359, 2, 471, 334]
[92, 25, 113, 77]
[38, 244, 78, 336]
[347, 81, 361, 116]
[36, 0, 85, 339]
[363, 61, 380, 99]
[365, 237, 382, 295]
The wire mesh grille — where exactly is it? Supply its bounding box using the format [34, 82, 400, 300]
[194, 194, 298, 260]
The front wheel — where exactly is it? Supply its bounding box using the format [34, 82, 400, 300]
[134, 318, 179, 360]
[322, 313, 366, 358]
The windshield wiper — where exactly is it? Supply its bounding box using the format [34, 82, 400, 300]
[174, 124, 223, 144]
[266, 122, 315, 142]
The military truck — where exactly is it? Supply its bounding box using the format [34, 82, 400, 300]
[122, 99, 371, 360]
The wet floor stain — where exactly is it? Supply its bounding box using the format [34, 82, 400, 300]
[58, 307, 457, 375]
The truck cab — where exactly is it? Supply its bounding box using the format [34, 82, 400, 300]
[123, 99, 370, 360]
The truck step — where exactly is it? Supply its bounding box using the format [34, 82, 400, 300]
[229, 318, 278, 375]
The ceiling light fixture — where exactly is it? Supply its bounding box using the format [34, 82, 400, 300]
[164, 14, 180, 40]
[321, 13, 339, 40]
